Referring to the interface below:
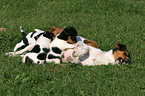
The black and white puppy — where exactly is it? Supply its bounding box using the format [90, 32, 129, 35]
[46, 26, 78, 64]
[5, 26, 45, 56]
[21, 31, 54, 64]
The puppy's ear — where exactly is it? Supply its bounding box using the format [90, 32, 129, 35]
[84, 40, 91, 43]
[64, 26, 77, 35]
[84, 40, 98, 48]
[49, 27, 56, 33]
[115, 44, 126, 51]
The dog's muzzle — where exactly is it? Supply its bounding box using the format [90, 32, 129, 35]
[116, 57, 131, 65]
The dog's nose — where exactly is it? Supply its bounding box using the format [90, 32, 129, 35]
[125, 59, 131, 64]
[74, 40, 77, 43]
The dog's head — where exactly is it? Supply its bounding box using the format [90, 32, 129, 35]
[57, 26, 78, 44]
[84, 39, 98, 48]
[113, 44, 131, 65]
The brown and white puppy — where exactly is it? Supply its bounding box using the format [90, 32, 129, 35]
[49, 27, 98, 48]
[62, 43, 131, 66]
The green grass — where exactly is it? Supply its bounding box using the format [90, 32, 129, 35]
[0, 0, 145, 95]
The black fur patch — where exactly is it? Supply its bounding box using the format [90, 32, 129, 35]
[57, 26, 77, 41]
[43, 31, 54, 40]
[43, 48, 50, 53]
[47, 54, 60, 59]
[37, 53, 46, 60]
[117, 44, 126, 51]
[23, 37, 29, 45]
[34, 33, 43, 41]
[31, 45, 41, 53]
[25, 56, 33, 64]
[22, 32, 27, 37]
[52, 47, 62, 54]
[16, 45, 26, 51]
[30, 32, 35, 38]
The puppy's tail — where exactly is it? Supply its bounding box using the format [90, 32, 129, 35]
[20, 26, 27, 37]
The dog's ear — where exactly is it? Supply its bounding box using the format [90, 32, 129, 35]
[49, 27, 56, 33]
[115, 44, 126, 51]
[84, 40, 98, 48]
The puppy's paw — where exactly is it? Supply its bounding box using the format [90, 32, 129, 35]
[5, 52, 16, 56]
[67, 56, 80, 64]
[72, 50, 84, 57]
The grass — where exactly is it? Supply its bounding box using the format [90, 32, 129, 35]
[0, 0, 145, 95]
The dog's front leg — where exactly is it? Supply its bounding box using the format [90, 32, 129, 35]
[63, 44, 75, 50]
[73, 44, 89, 57]
[67, 56, 80, 64]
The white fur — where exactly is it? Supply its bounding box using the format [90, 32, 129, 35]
[22, 34, 52, 64]
[62, 42, 117, 66]
[5, 27, 44, 56]
[46, 37, 75, 64]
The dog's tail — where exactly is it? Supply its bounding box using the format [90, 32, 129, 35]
[20, 26, 27, 37]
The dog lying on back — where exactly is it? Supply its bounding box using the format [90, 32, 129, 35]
[62, 42, 131, 66]
[21, 31, 54, 64]
[46, 26, 78, 64]
[5, 26, 49, 56]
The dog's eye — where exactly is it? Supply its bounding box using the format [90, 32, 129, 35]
[124, 52, 128, 56]
[117, 57, 124, 63]
[71, 36, 76, 40]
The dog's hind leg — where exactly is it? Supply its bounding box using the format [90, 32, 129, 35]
[14, 44, 35, 55]
[6, 44, 35, 56]
[20, 26, 27, 37]
[34, 29, 44, 33]
[14, 41, 25, 51]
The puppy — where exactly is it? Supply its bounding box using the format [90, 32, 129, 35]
[5, 26, 46, 56]
[46, 26, 78, 64]
[62, 43, 131, 66]
[49, 27, 98, 48]
[22, 31, 54, 64]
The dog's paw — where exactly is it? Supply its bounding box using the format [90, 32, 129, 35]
[67, 56, 80, 64]
[5, 52, 16, 56]
[72, 50, 83, 57]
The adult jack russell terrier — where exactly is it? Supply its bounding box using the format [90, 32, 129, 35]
[62, 42, 131, 66]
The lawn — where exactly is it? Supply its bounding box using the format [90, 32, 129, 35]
[0, 0, 145, 95]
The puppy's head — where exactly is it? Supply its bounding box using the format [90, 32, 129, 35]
[57, 26, 78, 44]
[84, 40, 98, 48]
[113, 44, 131, 65]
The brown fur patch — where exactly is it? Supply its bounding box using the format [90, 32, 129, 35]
[113, 50, 130, 62]
[49, 27, 63, 37]
[49, 27, 98, 48]
[84, 40, 98, 48]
